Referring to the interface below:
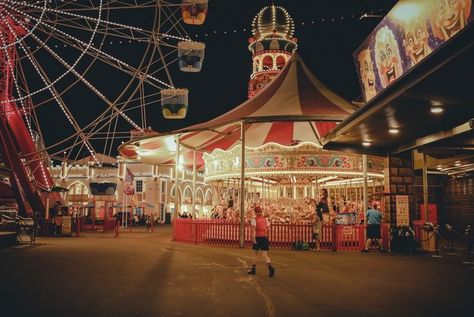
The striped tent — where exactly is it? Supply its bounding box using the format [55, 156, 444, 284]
[119, 54, 356, 169]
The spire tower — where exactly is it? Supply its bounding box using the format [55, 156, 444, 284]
[248, 5, 298, 98]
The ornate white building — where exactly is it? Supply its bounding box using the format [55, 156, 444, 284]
[50, 153, 213, 222]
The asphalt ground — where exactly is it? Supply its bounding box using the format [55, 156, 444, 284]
[1, 225, 473, 317]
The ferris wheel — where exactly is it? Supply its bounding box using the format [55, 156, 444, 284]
[0, 0, 208, 186]
[0, 0, 208, 216]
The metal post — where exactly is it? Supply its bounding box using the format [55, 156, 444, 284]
[315, 178, 319, 200]
[239, 122, 246, 248]
[192, 150, 197, 219]
[422, 152, 429, 223]
[363, 155, 368, 226]
[174, 135, 181, 220]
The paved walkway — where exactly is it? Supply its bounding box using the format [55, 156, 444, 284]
[1, 225, 473, 317]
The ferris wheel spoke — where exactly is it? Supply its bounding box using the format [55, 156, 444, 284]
[7, 0, 163, 40]
[10, 7, 176, 90]
[41, 27, 173, 90]
[161, 4, 189, 41]
[0, 13, 102, 165]
[6, 0, 186, 88]
[1, 0, 194, 158]
[0, 0, 48, 50]
[18, 43, 101, 165]
[3, 6, 144, 136]
[1, 0, 103, 102]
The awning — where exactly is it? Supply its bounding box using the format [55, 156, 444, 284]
[322, 24, 474, 174]
[119, 54, 356, 168]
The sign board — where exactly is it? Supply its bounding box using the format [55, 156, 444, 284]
[354, 0, 473, 102]
[342, 226, 354, 237]
[61, 216, 72, 235]
[395, 195, 410, 226]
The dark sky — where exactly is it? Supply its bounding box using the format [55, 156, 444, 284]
[156, 0, 398, 132]
[16, 0, 399, 161]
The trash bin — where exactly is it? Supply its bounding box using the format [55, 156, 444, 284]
[414, 221, 435, 252]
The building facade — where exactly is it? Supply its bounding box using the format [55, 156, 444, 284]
[50, 154, 214, 222]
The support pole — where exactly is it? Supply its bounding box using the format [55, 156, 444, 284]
[422, 152, 429, 223]
[174, 135, 181, 220]
[192, 150, 197, 219]
[239, 122, 246, 248]
[363, 155, 368, 227]
[315, 178, 319, 200]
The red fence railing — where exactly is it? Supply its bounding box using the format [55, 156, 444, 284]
[173, 219, 389, 251]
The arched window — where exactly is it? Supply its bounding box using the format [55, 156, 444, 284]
[68, 182, 89, 195]
[171, 185, 182, 200]
[66, 182, 89, 209]
[196, 188, 204, 204]
[270, 39, 280, 50]
[255, 42, 264, 52]
[204, 189, 213, 205]
[262, 55, 273, 71]
[276, 55, 286, 70]
[183, 186, 193, 204]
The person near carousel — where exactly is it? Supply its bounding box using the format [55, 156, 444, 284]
[362, 202, 384, 252]
[306, 189, 329, 251]
[247, 206, 275, 278]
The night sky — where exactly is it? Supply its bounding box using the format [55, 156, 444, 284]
[161, 0, 398, 132]
[16, 0, 399, 161]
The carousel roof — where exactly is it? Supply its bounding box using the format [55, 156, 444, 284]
[118, 54, 356, 169]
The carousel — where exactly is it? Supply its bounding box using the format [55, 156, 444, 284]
[203, 141, 385, 225]
[118, 5, 388, 248]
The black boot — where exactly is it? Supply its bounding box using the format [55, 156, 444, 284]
[247, 265, 256, 275]
[268, 264, 275, 278]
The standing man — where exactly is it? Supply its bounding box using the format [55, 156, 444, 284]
[247, 206, 275, 278]
[362, 202, 384, 252]
[305, 197, 324, 251]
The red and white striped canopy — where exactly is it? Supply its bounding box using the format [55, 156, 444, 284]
[119, 54, 356, 169]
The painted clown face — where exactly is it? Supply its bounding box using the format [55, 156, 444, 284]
[374, 26, 404, 88]
[357, 48, 377, 101]
[403, 20, 432, 66]
[431, 0, 472, 40]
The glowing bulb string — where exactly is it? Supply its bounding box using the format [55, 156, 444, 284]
[0, 0, 103, 103]
[191, 9, 387, 39]
[0, 0, 47, 50]
[0, 15, 51, 189]
[0, 10, 102, 166]
[8, 0, 192, 42]
[11, 7, 175, 89]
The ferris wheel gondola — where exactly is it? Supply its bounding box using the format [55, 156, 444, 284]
[0, 0, 206, 214]
[182, 0, 209, 25]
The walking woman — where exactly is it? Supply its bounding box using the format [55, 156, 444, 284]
[247, 206, 275, 278]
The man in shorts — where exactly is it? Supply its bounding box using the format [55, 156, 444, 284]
[362, 202, 384, 252]
[247, 206, 275, 277]
[305, 197, 324, 251]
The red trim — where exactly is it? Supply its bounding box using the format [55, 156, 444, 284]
[315, 122, 337, 138]
[263, 122, 294, 145]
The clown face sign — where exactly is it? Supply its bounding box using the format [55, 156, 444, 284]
[353, 0, 472, 102]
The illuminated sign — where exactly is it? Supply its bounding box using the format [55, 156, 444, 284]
[354, 0, 473, 102]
